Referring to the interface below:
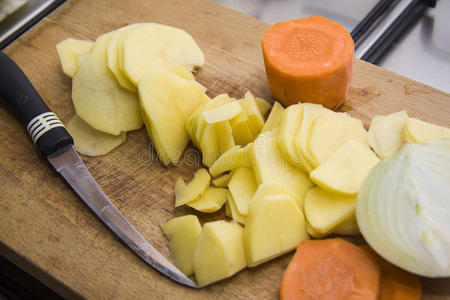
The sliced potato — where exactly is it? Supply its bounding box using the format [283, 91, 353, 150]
[229, 111, 255, 146]
[368, 111, 408, 158]
[212, 173, 232, 187]
[72, 33, 142, 136]
[310, 140, 380, 195]
[66, 115, 125, 156]
[187, 187, 227, 213]
[404, 117, 450, 143]
[139, 70, 209, 165]
[228, 167, 257, 216]
[225, 201, 232, 218]
[56, 38, 93, 78]
[217, 121, 235, 154]
[122, 23, 204, 86]
[161, 215, 201, 276]
[199, 124, 221, 167]
[278, 104, 303, 167]
[304, 187, 357, 235]
[253, 131, 314, 203]
[209, 144, 254, 176]
[249, 182, 304, 210]
[307, 114, 368, 167]
[255, 97, 271, 117]
[227, 191, 247, 224]
[260, 101, 284, 133]
[293, 103, 333, 172]
[107, 24, 146, 92]
[240, 91, 265, 133]
[202, 101, 242, 124]
[193, 221, 246, 287]
[244, 194, 309, 267]
[174, 168, 211, 207]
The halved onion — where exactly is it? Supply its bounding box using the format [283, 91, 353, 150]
[357, 139, 450, 277]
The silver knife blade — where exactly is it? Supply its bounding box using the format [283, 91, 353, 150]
[48, 146, 197, 288]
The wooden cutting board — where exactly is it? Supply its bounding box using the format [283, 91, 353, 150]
[1, 0, 449, 298]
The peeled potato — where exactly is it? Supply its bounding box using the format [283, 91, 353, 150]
[240, 91, 265, 133]
[56, 38, 93, 77]
[122, 23, 204, 86]
[106, 24, 146, 92]
[227, 191, 247, 224]
[229, 111, 255, 146]
[174, 168, 211, 207]
[367, 111, 408, 158]
[228, 167, 257, 216]
[66, 115, 125, 156]
[216, 121, 235, 154]
[209, 144, 254, 176]
[310, 140, 380, 195]
[139, 70, 209, 165]
[307, 114, 368, 167]
[404, 117, 450, 143]
[161, 215, 201, 276]
[278, 104, 304, 167]
[260, 101, 284, 133]
[250, 182, 303, 210]
[72, 33, 142, 136]
[187, 187, 227, 213]
[202, 101, 242, 124]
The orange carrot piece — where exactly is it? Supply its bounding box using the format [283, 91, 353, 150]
[280, 238, 380, 300]
[262, 16, 354, 110]
[360, 245, 422, 300]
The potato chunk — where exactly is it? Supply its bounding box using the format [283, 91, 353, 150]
[174, 168, 211, 207]
[122, 23, 204, 86]
[66, 115, 125, 156]
[310, 140, 380, 195]
[187, 187, 227, 213]
[253, 131, 314, 203]
[244, 194, 309, 266]
[228, 167, 257, 216]
[404, 117, 450, 143]
[56, 38, 93, 77]
[304, 187, 357, 235]
[72, 33, 142, 136]
[367, 111, 408, 158]
[193, 221, 247, 287]
[161, 215, 201, 276]
[139, 70, 209, 165]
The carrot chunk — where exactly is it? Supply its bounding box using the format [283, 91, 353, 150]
[262, 16, 354, 110]
[280, 238, 380, 300]
[360, 245, 422, 300]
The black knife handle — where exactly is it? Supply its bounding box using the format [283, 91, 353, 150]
[0, 51, 73, 157]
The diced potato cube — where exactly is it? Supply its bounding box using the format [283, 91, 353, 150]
[310, 140, 380, 195]
[161, 215, 201, 276]
[193, 221, 247, 287]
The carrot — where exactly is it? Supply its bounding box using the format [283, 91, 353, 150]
[261, 16, 354, 110]
[360, 245, 422, 300]
[280, 238, 380, 300]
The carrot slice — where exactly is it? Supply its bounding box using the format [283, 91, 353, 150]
[280, 238, 380, 300]
[360, 245, 422, 300]
[262, 16, 354, 110]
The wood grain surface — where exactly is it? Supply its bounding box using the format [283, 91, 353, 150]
[1, 0, 449, 298]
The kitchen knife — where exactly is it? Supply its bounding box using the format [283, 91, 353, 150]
[0, 51, 197, 288]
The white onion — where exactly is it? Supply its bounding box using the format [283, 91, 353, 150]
[357, 139, 450, 277]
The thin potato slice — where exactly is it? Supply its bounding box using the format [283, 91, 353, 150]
[310, 140, 380, 195]
[307, 114, 368, 167]
[249, 182, 302, 210]
[212, 173, 232, 187]
[56, 38, 93, 77]
[255, 97, 271, 117]
[174, 169, 211, 207]
[209, 144, 254, 176]
[404, 117, 450, 143]
[107, 24, 146, 92]
[229, 111, 255, 146]
[139, 71, 209, 165]
[72, 33, 142, 136]
[202, 101, 242, 124]
[228, 167, 257, 216]
[278, 104, 304, 167]
[367, 111, 408, 158]
[217, 121, 235, 154]
[261, 101, 284, 133]
[187, 187, 227, 213]
[227, 191, 246, 224]
[66, 115, 125, 156]
[240, 91, 265, 133]
[122, 23, 204, 86]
